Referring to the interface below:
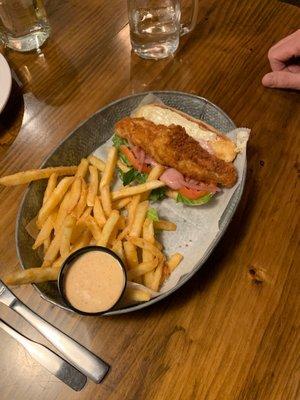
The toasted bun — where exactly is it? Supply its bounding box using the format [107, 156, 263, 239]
[133, 103, 237, 162]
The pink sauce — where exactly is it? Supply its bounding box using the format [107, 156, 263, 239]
[64, 251, 125, 313]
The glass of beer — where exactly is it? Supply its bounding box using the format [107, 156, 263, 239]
[127, 0, 199, 59]
[0, 0, 51, 52]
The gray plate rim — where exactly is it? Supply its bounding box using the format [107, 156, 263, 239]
[15, 90, 246, 316]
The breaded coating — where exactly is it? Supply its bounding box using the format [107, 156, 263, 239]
[115, 117, 237, 187]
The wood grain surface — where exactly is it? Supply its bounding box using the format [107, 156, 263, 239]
[0, 0, 299, 399]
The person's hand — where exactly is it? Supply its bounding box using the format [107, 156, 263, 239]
[262, 29, 300, 90]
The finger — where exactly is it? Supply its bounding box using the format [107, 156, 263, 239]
[287, 64, 300, 73]
[268, 30, 300, 71]
[262, 71, 300, 90]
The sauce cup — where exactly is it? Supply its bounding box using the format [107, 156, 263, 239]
[58, 246, 127, 316]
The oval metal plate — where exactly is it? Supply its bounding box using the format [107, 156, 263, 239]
[16, 91, 246, 316]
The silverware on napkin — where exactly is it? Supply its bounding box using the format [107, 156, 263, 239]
[0, 318, 87, 391]
[0, 280, 109, 383]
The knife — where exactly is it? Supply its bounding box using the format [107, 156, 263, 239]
[0, 280, 109, 383]
[0, 318, 87, 391]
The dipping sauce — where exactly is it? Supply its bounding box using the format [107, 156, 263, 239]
[64, 250, 126, 313]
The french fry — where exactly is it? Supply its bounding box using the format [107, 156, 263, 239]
[111, 240, 125, 264]
[124, 287, 151, 302]
[166, 190, 178, 200]
[93, 196, 106, 227]
[52, 256, 64, 269]
[126, 201, 132, 219]
[127, 237, 163, 261]
[140, 164, 165, 201]
[70, 207, 92, 244]
[148, 164, 165, 180]
[81, 206, 92, 219]
[142, 219, 156, 288]
[118, 215, 126, 230]
[129, 200, 149, 238]
[71, 230, 91, 252]
[87, 165, 99, 207]
[111, 180, 164, 201]
[117, 160, 130, 173]
[155, 240, 163, 251]
[167, 253, 183, 272]
[42, 230, 62, 267]
[128, 195, 140, 228]
[83, 215, 102, 242]
[100, 184, 112, 218]
[3, 266, 61, 286]
[60, 215, 76, 258]
[127, 260, 158, 280]
[42, 172, 58, 205]
[37, 177, 74, 228]
[113, 197, 132, 210]
[153, 220, 177, 231]
[55, 192, 71, 231]
[97, 210, 119, 247]
[142, 218, 155, 246]
[72, 179, 87, 218]
[70, 220, 87, 244]
[32, 214, 55, 250]
[0, 166, 77, 186]
[149, 263, 163, 291]
[88, 155, 106, 172]
[67, 177, 82, 212]
[107, 225, 118, 247]
[161, 263, 170, 286]
[100, 147, 117, 188]
[75, 158, 89, 178]
[43, 237, 51, 253]
[117, 226, 130, 241]
[123, 241, 138, 269]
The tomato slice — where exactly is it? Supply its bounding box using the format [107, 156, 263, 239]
[179, 186, 208, 200]
[120, 145, 151, 173]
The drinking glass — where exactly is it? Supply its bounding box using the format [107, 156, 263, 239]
[0, 0, 50, 52]
[127, 0, 198, 59]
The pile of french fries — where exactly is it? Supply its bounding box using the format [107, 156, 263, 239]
[1, 148, 183, 304]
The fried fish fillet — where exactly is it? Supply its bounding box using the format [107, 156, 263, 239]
[115, 117, 237, 187]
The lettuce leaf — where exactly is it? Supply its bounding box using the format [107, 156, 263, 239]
[146, 208, 159, 221]
[118, 168, 148, 186]
[177, 192, 213, 206]
[112, 134, 128, 149]
[119, 153, 131, 166]
[112, 135, 131, 166]
[149, 187, 167, 202]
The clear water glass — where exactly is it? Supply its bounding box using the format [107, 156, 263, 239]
[128, 0, 198, 59]
[0, 0, 50, 52]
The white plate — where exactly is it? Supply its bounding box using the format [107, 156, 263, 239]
[0, 54, 12, 113]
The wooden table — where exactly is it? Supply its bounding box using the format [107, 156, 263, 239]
[0, 1, 299, 399]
